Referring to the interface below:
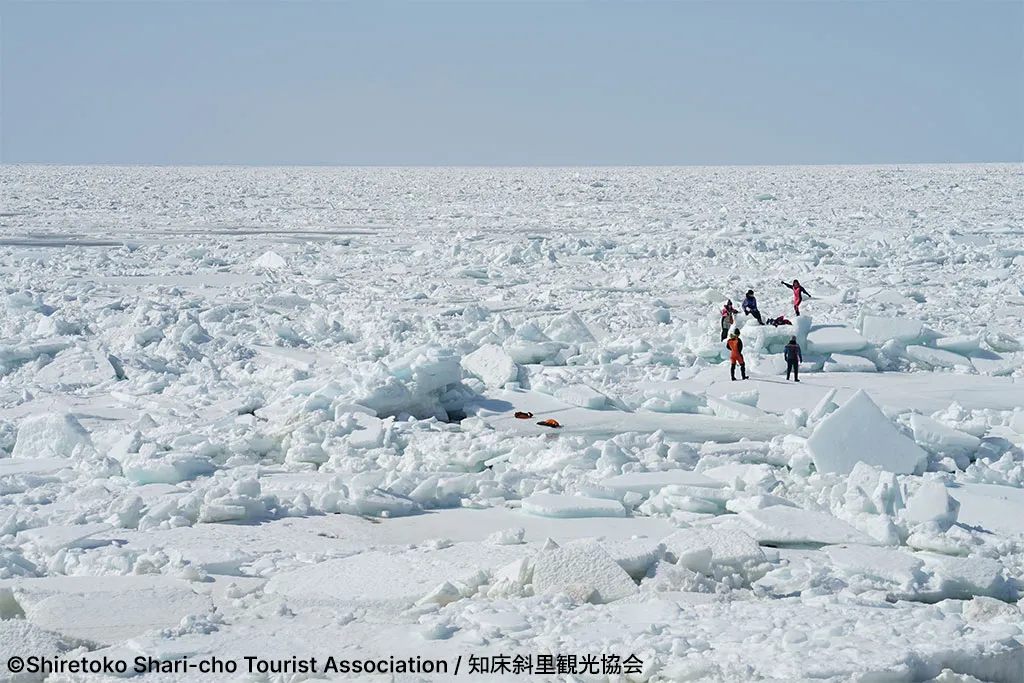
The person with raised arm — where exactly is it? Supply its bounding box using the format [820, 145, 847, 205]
[781, 279, 811, 316]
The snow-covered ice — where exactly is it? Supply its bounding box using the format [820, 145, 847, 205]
[0, 164, 1023, 681]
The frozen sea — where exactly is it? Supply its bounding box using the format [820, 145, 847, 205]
[0, 164, 1023, 682]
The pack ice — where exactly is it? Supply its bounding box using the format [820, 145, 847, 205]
[0, 165, 1022, 682]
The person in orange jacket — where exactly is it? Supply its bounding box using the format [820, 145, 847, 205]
[726, 329, 747, 381]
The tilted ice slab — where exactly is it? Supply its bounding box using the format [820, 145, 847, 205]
[935, 335, 982, 355]
[807, 390, 927, 475]
[461, 344, 519, 387]
[823, 544, 926, 588]
[17, 524, 112, 553]
[599, 538, 666, 579]
[0, 458, 70, 476]
[823, 353, 879, 372]
[265, 543, 526, 608]
[661, 527, 766, 571]
[520, 493, 626, 518]
[918, 553, 1013, 602]
[0, 619, 86, 675]
[735, 506, 883, 546]
[950, 483, 1024, 537]
[705, 394, 776, 423]
[862, 315, 924, 344]
[549, 594, 1024, 682]
[906, 345, 973, 369]
[910, 414, 981, 455]
[905, 481, 961, 530]
[0, 576, 212, 646]
[806, 326, 869, 354]
[532, 542, 637, 604]
[601, 470, 725, 496]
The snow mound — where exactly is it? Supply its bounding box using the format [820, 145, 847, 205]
[807, 390, 926, 475]
[253, 250, 287, 269]
[521, 493, 626, 518]
[532, 542, 637, 604]
[460, 344, 518, 387]
[12, 413, 92, 459]
[807, 326, 869, 354]
[862, 315, 924, 344]
[544, 311, 596, 344]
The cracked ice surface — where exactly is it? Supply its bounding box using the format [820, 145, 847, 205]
[0, 164, 1023, 681]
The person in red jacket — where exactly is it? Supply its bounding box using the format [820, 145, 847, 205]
[726, 329, 747, 381]
[781, 279, 811, 316]
[720, 300, 737, 341]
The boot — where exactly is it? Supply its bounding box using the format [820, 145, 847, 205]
[730, 364, 736, 381]
[741, 366, 748, 380]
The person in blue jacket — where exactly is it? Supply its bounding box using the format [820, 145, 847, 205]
[742, 289, 763, 324]
[784, 336, 802, 382]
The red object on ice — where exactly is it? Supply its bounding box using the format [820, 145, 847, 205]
[514, 411, 534, 419]
[536, 419, 561, 428]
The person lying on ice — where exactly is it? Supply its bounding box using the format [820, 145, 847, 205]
[781, 279, 811, 316]
[726, 329, 747, 381]
[784, 335, 802, 382]
[742, 289, 763, 324]
[721, 300, 738, 341]
[765, 315, 793, 327]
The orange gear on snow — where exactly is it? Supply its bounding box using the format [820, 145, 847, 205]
[536, 419, 561, 428]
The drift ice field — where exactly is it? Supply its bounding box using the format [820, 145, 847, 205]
[1, 163, 1024, 682]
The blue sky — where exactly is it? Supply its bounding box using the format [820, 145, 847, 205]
[3, 1, 1022, 165]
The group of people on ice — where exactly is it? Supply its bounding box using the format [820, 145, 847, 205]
[720, 280, 810, 382]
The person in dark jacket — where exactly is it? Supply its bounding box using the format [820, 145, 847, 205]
[741, 290, 763, 324]
[727, 330, 747, 381]
[784, 335, 802, 382]
[720, 300, 737, 341]
[781, 279, 811, 316]
[766, 315, 793, 327]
